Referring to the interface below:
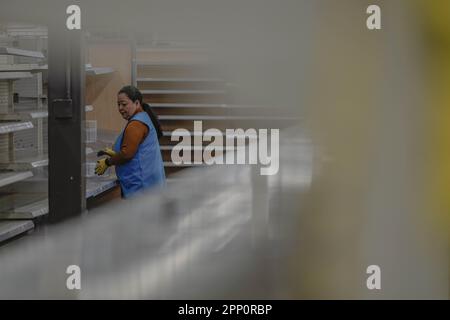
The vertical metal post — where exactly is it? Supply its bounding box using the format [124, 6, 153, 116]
[36, 72, 43, 154]
[7, 81, 14, 162]
[131, 36, 137, 87]
[48, 9, 86, 222]
[8, 81, 13, 113]
[8, 133, 14, 162]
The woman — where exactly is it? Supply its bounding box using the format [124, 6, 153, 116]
[95, 85, 165, 198]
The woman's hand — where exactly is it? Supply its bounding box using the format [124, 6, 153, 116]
[97, 147, 117, 158]
[95, 158, 110, 175]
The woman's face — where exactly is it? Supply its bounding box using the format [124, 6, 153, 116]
[117, 93, 138, 120]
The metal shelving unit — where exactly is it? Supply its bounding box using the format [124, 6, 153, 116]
[84, 62, 118, 198]
[84, 130, 118, 198]
[0, 39, 47, 230]
[132, 44, 232, 176]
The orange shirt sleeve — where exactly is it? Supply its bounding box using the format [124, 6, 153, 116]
[108, 120, 149, 166]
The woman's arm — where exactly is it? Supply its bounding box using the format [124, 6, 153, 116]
[107, 121, 149, 166]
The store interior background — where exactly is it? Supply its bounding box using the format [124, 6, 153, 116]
[0, 0, 448, 299]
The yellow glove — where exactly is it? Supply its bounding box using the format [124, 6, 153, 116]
[97, 147, 117, 157]
[95, 158, 109, 176]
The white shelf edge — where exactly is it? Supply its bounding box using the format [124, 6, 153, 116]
[0, 221, 34, 243]
[86, 67, 114, 76]
[0, 155, 48, 170]
[158, 115, 297, 121]
[148, 103, 228, 108]
[0, 111, 48, 121]
[163, 161, 206, 167]
[0, 64, 46, 72]
[16, 95, 47, 100]
[136, 47, 207, 53]
[0, 71, 33, 80]
[160, 145, 237, 151]
[0, 47, 45, 59]
[0, 198, 48, 220]
[141, 89, 225, 95]
[86, 178, 118, 198]
[0, 171, 34, 188]
[162, 130, 258, 138]
[137, 77, 223, 82]
[0, 121, 34, 134]
[135, 60, 210, 66]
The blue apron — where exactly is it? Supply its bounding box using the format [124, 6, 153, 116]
[113, 111, 165, 198]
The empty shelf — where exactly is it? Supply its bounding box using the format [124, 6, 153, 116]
[162, 130, 258, 138]
[137, 77, 224, 82]
[0, 110, 48, 121]
[159, 115, 227, 120]
[159, 115, 298, 121]
[160, 145, 237, 151]
[0, 220, 34, 243]
[0, 121, 34, 134]
[86, 177, 118, 198]
[150, 103, 228, 108]
[0, 47, 45, 59]
[136, 47, 207, 53]
[135, 61, 209, 66]
[0, 72, 33, 80]
[149, 103, 263, 109]
[0, 171, 33, 188]
[86, 66, 114, 76]
[0, 154, 48, 170]
[16, 95, 47, 100]
[0, 64, 45, 72]
[141, 89, 225, 95]
[0, 194, 48, 220]
[163, 161, 206, 167]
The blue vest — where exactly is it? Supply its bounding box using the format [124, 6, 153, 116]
[113, 111, 165, 198]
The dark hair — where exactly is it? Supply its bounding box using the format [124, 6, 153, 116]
[118, 85, 163, 139]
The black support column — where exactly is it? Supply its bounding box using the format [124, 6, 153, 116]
[48, 5, 86, 222]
